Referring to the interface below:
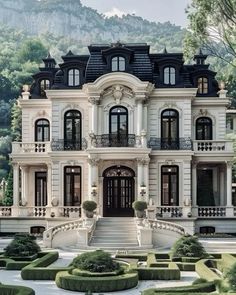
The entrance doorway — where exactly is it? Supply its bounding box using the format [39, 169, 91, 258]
[103, 166, 135, 217]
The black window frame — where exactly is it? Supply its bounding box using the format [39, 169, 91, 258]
[161, 165, 179, 206]
[111, 56, 126, 72]
[35, 118, 50, 142]
[40, 79, 50, 96]
[64, 110, 82, 150]
[161, 109, 179, 148]
[68, 68, 80, 87]
[163, 66, 176, 85]
[64, 166, 82, 206]
[197, 77, 208, 94]
[196, 117, 213, 140]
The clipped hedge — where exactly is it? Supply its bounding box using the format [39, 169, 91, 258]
[55, 270, 138, 292]
[195, 259, 220, 282]
[0, 283, 35, 295]
[142, 281, 216, 294]
[217, 253, 236, 273]
[115, 254, 147, 261]
[21, 251, 72, 280]
[136, 262, 180, 280]
[176, 262, 195, 271]
[72, 268, 124, 277]
[0, 258, 31, 270]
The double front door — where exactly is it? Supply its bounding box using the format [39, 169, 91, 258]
[103, 166, 135, 217]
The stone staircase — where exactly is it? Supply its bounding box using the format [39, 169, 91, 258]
[89, 217, 139, 249]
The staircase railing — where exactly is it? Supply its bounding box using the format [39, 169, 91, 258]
[43, 218, 96, 248]
[148, 219, 186, 235]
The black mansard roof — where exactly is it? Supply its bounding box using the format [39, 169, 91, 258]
[30, 42, 219, 98]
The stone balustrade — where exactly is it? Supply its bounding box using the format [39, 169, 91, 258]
[155, 206, 183, 218]
[197, 206, 226, 217]
[12, 142, 51, 153]
[193, 140, 233, 152]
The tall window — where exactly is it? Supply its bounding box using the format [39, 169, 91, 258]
[35, 172, 47, 206]
[109, 106, 128, 146]
[64, 166, 81, 206]
[40, 79, 50, 96]
[164, 67, 176, 85]
[111, 56, 125, 72]
[68, 69, 80, 86]
[161, 166, 179, 206]
[64, 110, 81, 150]
[35, 119, 50, 142]
[161, 109, 179, 149]
[197, 77, 208, 94]
[196, 117, 212, 140]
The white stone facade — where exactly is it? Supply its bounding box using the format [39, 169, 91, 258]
[6, 71, 235, 234]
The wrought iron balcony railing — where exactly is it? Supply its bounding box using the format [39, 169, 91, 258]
[148, 137, 192, 150]
[51, 139, 88, 151]
[93, 134, 136, 148]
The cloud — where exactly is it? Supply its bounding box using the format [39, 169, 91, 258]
[104, 7, 127, 18]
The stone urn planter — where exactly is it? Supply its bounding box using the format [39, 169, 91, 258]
[82, 200, 97, 218]
[132, 201, 147, 218]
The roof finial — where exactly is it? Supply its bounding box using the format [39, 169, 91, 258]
[163, 46, 168, 54]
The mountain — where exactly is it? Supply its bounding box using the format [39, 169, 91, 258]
[0, 0, 185, 52]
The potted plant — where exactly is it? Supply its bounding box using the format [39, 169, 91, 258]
[132, 200, 147, 218]
[82, 200, 97, 218]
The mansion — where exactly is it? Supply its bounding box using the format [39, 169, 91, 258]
[2, 42, 235, 236]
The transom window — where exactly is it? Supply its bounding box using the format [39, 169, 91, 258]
[111, 56, 125, 72]
[68, 69, 80, 86]
[196, 117, 212, 140]
[35, 119, 50, 142]
[40, 79, 50, 96]
[197, 77, 208, 94]
[164, 67, 176, 85]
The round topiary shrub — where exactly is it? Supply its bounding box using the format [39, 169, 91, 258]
[4, 234, 40, 257]
[225, 262, 236, 291]
[171, 235, 207, 258]
[82, 200, 97, 212]
[72, 250, 120, 273]
[132, 201, 147, 211]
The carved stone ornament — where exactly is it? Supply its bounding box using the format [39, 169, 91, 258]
[88, 158, 100, 166]
[51, 197, 59, 207]
[136, 157, 150, 165]
[88, 97, 100, 105]
[102, 84, 134, 104]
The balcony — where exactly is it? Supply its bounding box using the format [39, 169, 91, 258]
[92, 134, 137, 148]
[51, 139, 88, 151]
[148, 138, 192, 150]
[12, 142, 51, 154]
[193, 140, 233, 152]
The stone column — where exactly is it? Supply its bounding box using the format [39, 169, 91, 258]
[88, 158, 99, 203]
[89, 97, 99, 134]
[220, 166, 225, 206]
[20, 165, 29, 205]
[13, 163, 19, 207]
[136, 100, 143, 136]
[226, 161, 234, 217]
[192, 161, 197, 207]
[137, 157, 149, 201]
[47, 163, 52, 206]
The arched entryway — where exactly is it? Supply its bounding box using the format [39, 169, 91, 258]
[103, 166, 135, 217]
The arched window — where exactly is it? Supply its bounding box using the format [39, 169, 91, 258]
[109, 106, 128, 146]
[40, 79, 50, 96]
[64, 166, 81, 206]
[64, 110, 81, 150]
[111, 56, 125, 72]
[161, 166, 179, 206]
[197, 77, 208, 94]
[35, 119, 50, 142]
[68, 69, 80, 86]
[161, 109, 179, 149]
[164, 67, 176, 85]
[196, 117, 212, 140]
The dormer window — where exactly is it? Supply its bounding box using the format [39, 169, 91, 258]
[68, 69, 80, 86]
[40, 79, 50, 96]
[111, 56, 125, 72]
[164, 67, 176, 85]
[198, 77, 208, 94]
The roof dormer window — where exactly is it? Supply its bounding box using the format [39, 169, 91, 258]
[40, 79, 50, 96]
[68, 69, 80, 86]
[197, 77, 208, 94]
[111, 56, 125, 72]
[164, 67, 176, 85]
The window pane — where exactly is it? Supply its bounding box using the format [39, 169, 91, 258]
[119, 57, 125, 71]
[164, 68, 169, 84]
[112, 57, 118, 71]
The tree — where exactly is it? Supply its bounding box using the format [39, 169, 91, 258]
[17, 39, 48, 63]
[3, 168, 13, 206]
[184, 0, 236, 66]
[11, 102, 22, 141]
[225, 262, 236, 291]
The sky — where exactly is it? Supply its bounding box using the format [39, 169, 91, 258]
[80, 0, 192, 27]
